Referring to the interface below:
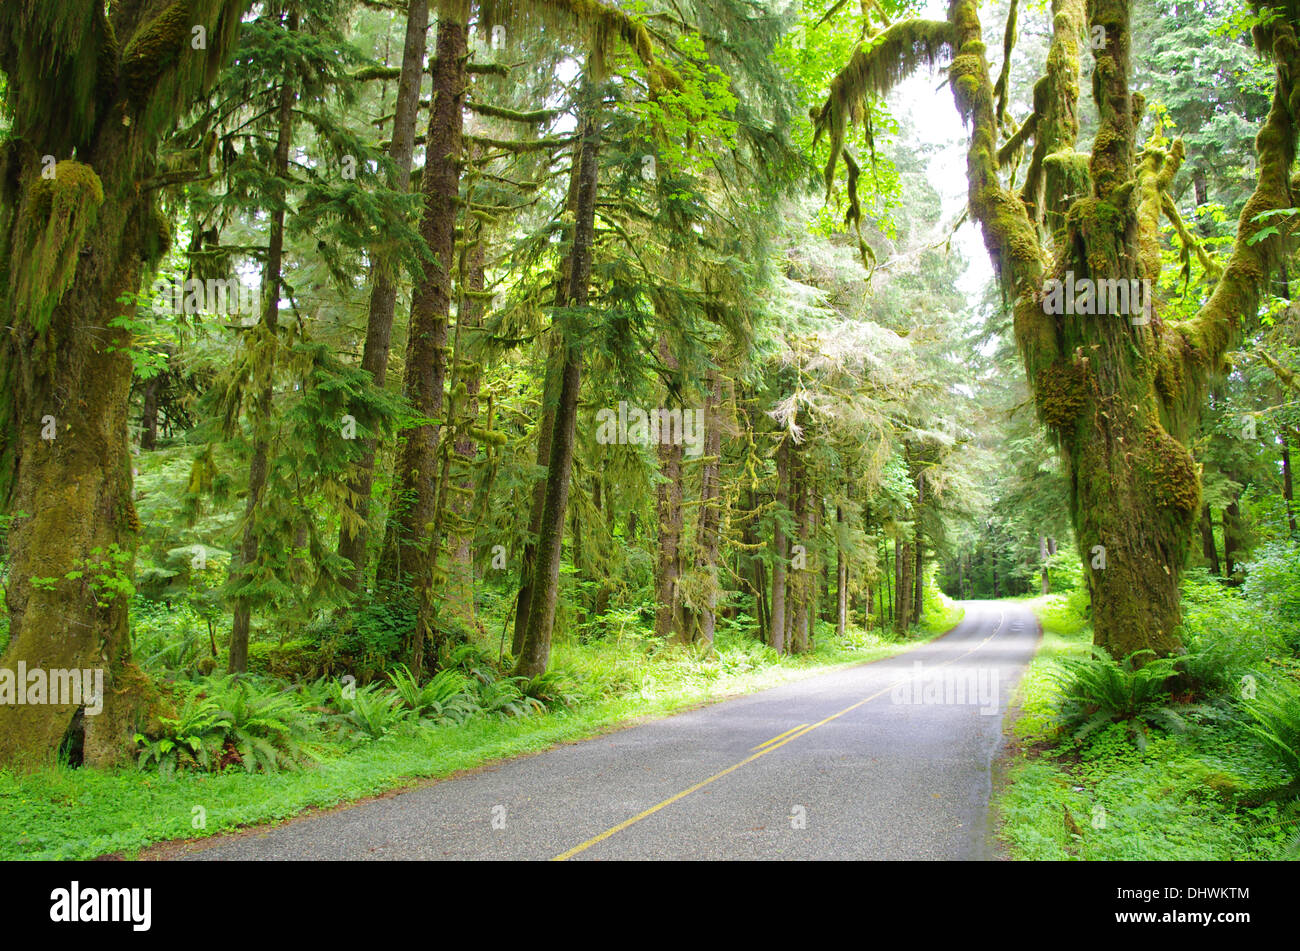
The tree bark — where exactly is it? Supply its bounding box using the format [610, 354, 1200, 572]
[1199, 505, 1221, 575]
[0, 0, 250, 767]
[512, 99, 601, 679]
[139, 374, 161, 451]
[1040, 535, 1051, 594]
[337, 0, 429, 593]
[655, 337, 685, 641]
[511, 152, 585, 657]
[692, 366, 723, 645]
[446, 230, 485, 628]
[769, 437, 790, 653]
[1224, 498, 1246, 583]
[836, 506, 848, 637]
[894, 534, 913, 635]
[378, 6, 467, 596]
[1282, 437, 1297, 537]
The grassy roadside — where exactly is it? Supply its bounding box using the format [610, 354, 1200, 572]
[0, 597, 964, 860]
[992, 591, 1295, 860]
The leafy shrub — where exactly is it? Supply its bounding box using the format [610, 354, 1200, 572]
[1045, 549, 1084, 593]
[475, 676, 545, 717]
[247, 638, 319, 680]
[1051, 648, 1195, 749]
[1243, 542, 1300, 649]
[131, 598, 212, 671]
[305, 587, 416, 681]
[1177, 568, 1277, 699]
[520, 669, 585, 709]
[204, 676, 315, 772]
[449, 643, 508, 694]
[716, 631, 779, 673]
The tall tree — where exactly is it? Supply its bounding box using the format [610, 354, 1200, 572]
[0, 0, 250, 767]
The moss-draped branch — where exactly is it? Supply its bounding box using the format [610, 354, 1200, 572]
[812, 18, 954, 208]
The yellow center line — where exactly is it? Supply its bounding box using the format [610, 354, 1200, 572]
[551, 607, 1007, 861]
[750, 724, 809, 752]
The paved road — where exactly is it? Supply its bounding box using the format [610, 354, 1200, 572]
[179, 600, 1039, 860]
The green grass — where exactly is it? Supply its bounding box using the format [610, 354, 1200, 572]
[0, 596, 963, 861]
[993, 591, 1296, 860]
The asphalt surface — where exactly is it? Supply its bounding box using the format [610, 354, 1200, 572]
[180, 600, 1039, 861]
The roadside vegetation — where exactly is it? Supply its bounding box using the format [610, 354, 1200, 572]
[0, 583, 962, 860]
[995, 552, 1300, 860]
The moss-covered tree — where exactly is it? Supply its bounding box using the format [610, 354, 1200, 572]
[0, 0, 251, 767]
[814, 0, 1300, 657]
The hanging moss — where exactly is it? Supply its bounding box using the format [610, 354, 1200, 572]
[1034, 360, 1088, 429]
[140, 203, 173, 267]
[10, 160, 105, 332]
[814, 18, 954, 199]
[949, 53, 985, 117]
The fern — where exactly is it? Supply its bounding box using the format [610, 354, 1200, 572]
[339, 683, 412, 738]
[387, 665, 481, 725]
[1243, 676, 1300, 784]
[1050, 647, 1198, 749]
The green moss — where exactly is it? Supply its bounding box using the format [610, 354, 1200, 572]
[1141, 424, 1201, 514]
[1035, 360, 1089, 429]
[949, 53, 984, 118]
[120, 1, 191, 103]
[11, 160, 105, 332]
[141, 203, 172, 266]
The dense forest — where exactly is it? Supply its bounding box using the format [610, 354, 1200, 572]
[2, 0, 1300, 863]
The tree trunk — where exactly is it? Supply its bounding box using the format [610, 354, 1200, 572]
[446, 230, 485, 628]
[789, 442, 809, 653]
[1040, 535, 1051, 594]
[1199, 505, 1221, 575]
[139, 374, 161, 451]
[512, 100, 600, 679]
[378, 6, 467, 596]
[0, 0, 249, 768]
[337, 0, 429, 593]
[692, 366, 723, 645]
[1224, 498, 1246, 583]
[769, 437, 790, 653]
[655, 337, 685, 641]
[1283, 438, 1297, 537]
[894, 534, 913, 635]
[511, 151, 585, 657]
[836, 504, 847, 637]
[945, 0, 1209, 658]
[229, 64, 296, 675]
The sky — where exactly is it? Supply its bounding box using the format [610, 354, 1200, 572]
[889, 0, 997, 303]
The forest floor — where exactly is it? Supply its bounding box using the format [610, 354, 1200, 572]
[0, 597, 964, 860]
[154, 600, 1034, 860]
[993, 591, 1298, 860]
